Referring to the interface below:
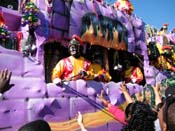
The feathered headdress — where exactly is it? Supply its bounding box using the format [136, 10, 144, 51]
[21, 2, 39, 29]
[69, 34, 83, 47]
[0, 25, 10, 42]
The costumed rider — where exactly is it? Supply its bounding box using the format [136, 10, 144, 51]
[157, 45, 175, 72]
[159, 23, 168, 35]
[89, 50, 111, 82]
[123, 59, 143, 84]
[152, 39, 175, 72]
[52, 35, 92, 84]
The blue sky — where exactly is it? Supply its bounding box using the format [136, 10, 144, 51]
[105, 0, 175, 32]
[130, 0, 175, 32]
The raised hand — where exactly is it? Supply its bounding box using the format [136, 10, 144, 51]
[153, 83, 161, 93]
[76, 111, 87, 131]
[97, 90, 105, 101]
[119, 81, 133, 104]
[153, 83, 162, 106]
[97, 90, 110, 107]
[77, 111, 83, 125]
[0, 69, 12, 94]
[119, 81, 128, 93]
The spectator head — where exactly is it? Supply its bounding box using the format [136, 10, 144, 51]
[165, 87, 175, 98]
[18, 120, 51, 131]
[122, 101, 157, 131]
[162, 96, 175, 131]
[124, 103, 133, 121]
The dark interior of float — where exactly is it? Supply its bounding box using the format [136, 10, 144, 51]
[0, 0, 19, 10]
[43, 41, 146, 85]
[44, 41, 69, 83]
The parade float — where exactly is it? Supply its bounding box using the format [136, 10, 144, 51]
[0, 0, 175, 131]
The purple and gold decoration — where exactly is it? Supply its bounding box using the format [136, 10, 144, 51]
[0, 25, 10, 42]
[21, 2, 39, 56]
[0, 25, 11, 47]
[21, 2, 39, 29]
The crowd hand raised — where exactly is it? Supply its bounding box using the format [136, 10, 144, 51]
[77, 111, 83, 125]
[0, 69, 12, 94]
[76, 111, 87, 131]
[97, 90, 109, 107]
[119, 81, 133, 104]
[119, 81, 128, 93]
[153, 82, 162, 94]
[97, 90, 105, 101]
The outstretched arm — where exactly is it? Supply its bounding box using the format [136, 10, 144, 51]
[153, 83, 166, 131]
[153, 83, 162, 108]
[77, 112, 87, 131]
[119, 82, 133, 105]
[97, 90, 127, 124]
[97, 90, 111, 108]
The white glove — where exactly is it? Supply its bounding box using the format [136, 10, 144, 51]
[53, 78, 62, 85]
[132, 78, 137, 83]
